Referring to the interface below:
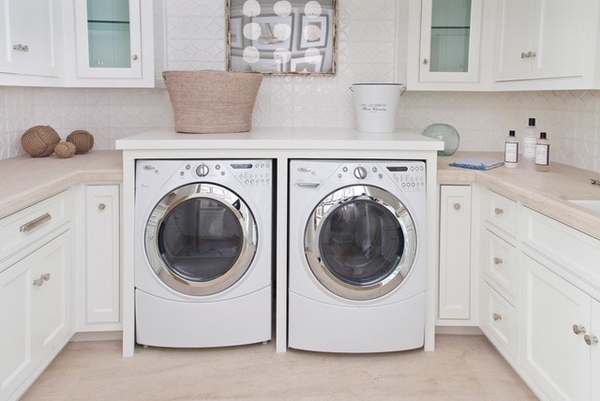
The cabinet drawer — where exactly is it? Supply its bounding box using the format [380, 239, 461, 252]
[481, 282, 517, 360]
[484, 190, 517, 236]
[0, 191, 69, 263]
[482, 229, 518, 298]
[520, 206, 600, 293]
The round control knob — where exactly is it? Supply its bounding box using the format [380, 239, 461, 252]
[354, 166, 368, 180]
[196, 164, 210, 177]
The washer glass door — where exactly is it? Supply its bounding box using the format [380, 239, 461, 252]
[145, 183, 257, 296]
[305, 185, 417, 300]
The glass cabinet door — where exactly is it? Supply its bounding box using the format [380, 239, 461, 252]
[418, 0, 482, 83]
[87, 0, 131, 69]
[75, 0, 142, 79]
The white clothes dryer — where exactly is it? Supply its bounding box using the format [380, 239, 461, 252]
[288, 159, 427, 353]
[134, 159, 272, 348]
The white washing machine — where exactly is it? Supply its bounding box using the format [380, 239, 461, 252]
[134, 159, 272, 348]
[288, 159, 427, 353]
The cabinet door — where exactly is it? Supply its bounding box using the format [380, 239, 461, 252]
[31, 232, 71, 357]
[72, 0, 154, 87]
[592, 300, 600, 400]
[438, 185, 472, 320]
[0, 255, 33, 399]
[520, 253, 591, 401]
[0, 0, 61, 77]
[495, 0, 535, 81]
[496, 0, 587, 82]
[417, 0, 483, 83]
[84, 185, 120, 325]
[0, 231, 70, 400]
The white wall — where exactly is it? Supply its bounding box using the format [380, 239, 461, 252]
[1, 0, 600, 172]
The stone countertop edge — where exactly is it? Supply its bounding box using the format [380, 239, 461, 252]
[440, 151, 600, 240]
[2, 149, 600, 240]
[0, 150, 123, 219]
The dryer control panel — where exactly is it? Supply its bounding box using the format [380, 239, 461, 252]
[291, 160, 426, 192]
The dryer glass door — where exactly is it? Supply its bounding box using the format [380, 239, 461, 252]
[305, 185, 417, 300]
[145, 183, 257, 296]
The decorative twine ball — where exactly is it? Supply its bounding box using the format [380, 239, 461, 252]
[54, 141, 77, 159]
[20, 125, 61, 157]
[66, 130, 94, 154]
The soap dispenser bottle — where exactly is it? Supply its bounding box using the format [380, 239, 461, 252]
[523, 118, 538, 159]
[535, 132, 550, 172]
[504, 130, 519, 168]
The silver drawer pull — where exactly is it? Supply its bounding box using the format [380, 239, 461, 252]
[493, 257, 503, 265]
[12, 43, 29, 52]
[493, 313, 502, 321]
[98, 203, 106, 211]
[494, 208, 504, 215]
[20, 213, 52, 232]
[32, 273, 51, 286]
[584, 334, 599, 346]
[453, 203, 461, 210]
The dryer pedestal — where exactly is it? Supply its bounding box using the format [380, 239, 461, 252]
[288, 291, 425, 353]
[136, 287, 272, 348]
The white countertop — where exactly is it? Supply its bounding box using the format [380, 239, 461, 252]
[439, 151, 600, 239]
[115, 128, 443, 152]
[2, 146, 600, 241]
[0, 150, 122, 219]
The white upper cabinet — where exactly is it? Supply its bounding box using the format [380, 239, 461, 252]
[407, 0, 492, 91]
[494, 0, 600, 90]
[0, 0, 155, 87]
[0, 0, 64, 86]
[64, 0, 155, 87]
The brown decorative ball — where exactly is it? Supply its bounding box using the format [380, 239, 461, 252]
[20, 125, 61, 157]
[54, 141, 77, 158]
[66, 130, 94, 154]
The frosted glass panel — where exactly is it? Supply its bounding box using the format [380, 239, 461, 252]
[430, 0, 471, 73]
[87, 0, 131, 68]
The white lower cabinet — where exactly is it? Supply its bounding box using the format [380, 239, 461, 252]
[520, 252, 595, 401]
[0, 231, 71, 401]
[75, 184, 122, 332]
[438, 185, 473, 322]
[80, 184, 121, 330]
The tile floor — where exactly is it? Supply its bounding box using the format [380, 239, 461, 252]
[22, 335, 538, 400]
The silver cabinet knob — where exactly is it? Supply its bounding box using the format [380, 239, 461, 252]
[12, 44, 29, 52]
[422, 58, 429, 65]
[584, 334, 599, 346]
[453, 203, 461, 210]
[98, 203, 106, 211]
[493, 313, 502, 321]
[132, 54, 139, 60]
[494, 207, 504, 215]
[573, 324, 587, 335]
[493, 257, 503, 265]
[32, 273, 51, 286]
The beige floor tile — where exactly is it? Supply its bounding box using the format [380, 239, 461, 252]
[21, 335, 538, 401]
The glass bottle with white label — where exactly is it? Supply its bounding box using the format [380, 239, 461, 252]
[535, 132, 550, 172]
[504, 130, 519, 168]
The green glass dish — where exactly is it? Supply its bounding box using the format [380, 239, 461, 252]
[422, 123, 460, 156]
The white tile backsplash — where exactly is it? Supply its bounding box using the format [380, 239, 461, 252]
[1, 0, 600, 173]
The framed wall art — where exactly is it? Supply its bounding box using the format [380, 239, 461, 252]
[226, 0, 337, 75]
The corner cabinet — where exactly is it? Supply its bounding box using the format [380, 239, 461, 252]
[65, 0, 155, 87]
[437, 185, 474, 323]
[72, 183, 121, 334]
[494, 0, 600, 90]
[0, 191, 72, 401]
[406, 0, 491, 91]
[0, 0, 64, 86]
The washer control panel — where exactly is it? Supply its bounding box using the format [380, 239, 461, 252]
[137, 160, 272, 188]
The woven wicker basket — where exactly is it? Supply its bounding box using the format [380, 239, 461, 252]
[163, 70, 263, 134]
